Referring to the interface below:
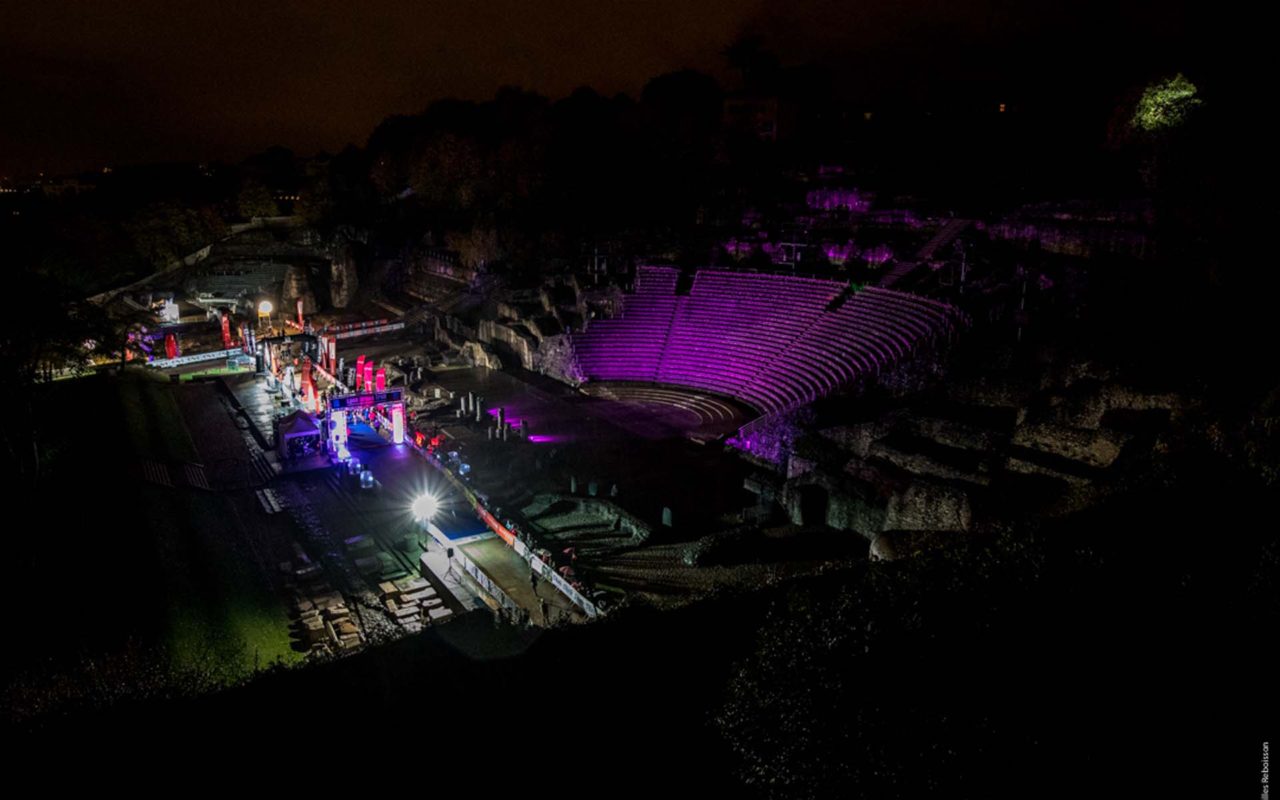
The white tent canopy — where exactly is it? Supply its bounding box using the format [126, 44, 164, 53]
[278, 410, 322, 458]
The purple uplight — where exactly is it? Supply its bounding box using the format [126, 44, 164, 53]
[722, 238, 755, 259]
[869, 209, 922, 227]
[527, 434, 559, 443]
[806, 188, 870, 213]
[862, 244, 894, 266]
[486, 407, 525, 427]
[824, 240, 857, 264]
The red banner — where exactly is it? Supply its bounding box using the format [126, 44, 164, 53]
[475, 504, 516, 547]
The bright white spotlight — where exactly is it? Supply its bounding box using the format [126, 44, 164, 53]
[411, 493, 439, 521]
[258, 300, 274, 315]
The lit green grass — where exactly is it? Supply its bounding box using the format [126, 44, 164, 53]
[142, 486, 301, 685]
[179, 365, 253, 382]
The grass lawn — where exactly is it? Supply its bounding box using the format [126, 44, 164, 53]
[115, 374, 201, 463]
[139, 471, 301, 684]
[179, 365, 253, 382]
[6, 374, 300, 717]
[114, 373, 300, 680]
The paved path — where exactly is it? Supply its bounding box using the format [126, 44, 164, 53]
[460, 538, 583, 625]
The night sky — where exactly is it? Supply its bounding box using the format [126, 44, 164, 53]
[1, 0, 1208, 177]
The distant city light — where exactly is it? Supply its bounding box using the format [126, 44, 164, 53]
[411, 493, 440, 521]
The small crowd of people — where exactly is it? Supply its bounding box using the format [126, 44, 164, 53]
[285, 435, 321, 460]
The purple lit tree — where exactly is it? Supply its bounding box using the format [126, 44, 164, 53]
[824, 240, 857, 265]
[730, 407, 814, 465]
[862, 244, 893, 267]
[722, 238, 755, 261]
[806, 188, 870, 213]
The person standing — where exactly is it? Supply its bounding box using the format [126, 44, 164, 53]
[530, 568, 539, 596]
[539, 597, 550, 626]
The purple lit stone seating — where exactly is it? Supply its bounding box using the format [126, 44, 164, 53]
[568, 267, 962, 416]
[570, 266, 679, 381]
[585, 383, 744, 427]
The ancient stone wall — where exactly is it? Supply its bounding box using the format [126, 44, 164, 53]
[281, 264, 318, 314]
[884, 481, 973, 532]
[985, 221, 1151, 260]
[479, 319, 538, 370]
[329, 243, 359, 308]
[575, 496, 652, 543]
[459, 341, 501, 370]
[414, 249, 477, 284]
[1011, 423, 1130, 469]
[781, 473, 887, 536]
